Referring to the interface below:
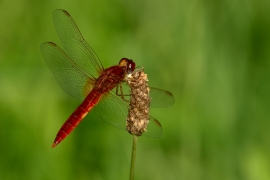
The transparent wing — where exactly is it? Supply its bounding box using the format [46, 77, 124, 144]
[53, 9, 103, 79]
[94, 92, 128, 130]
[93, 88, 163, 138]
[120, 83, 174, 108]
[149, 87, 174, 108]
[40, 42, 94, 99]
[143, 116, 163, 138]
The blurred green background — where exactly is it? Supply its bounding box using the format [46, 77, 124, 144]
[1, 0, 270, 179]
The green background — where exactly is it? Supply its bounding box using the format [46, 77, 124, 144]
[1, 0, 270, 179]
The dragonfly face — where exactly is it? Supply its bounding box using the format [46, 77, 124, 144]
[118, 58, 136, 75]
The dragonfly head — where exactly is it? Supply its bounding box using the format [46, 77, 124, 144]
[119, 58, 136, 74]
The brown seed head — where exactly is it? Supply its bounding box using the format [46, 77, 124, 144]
[125, 68, 150, 136]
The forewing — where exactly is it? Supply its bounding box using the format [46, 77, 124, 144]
[53, 9, 103, 78]
[40, 42, 94, 99]
[120, 83, 174, 108]
[150, 87, 174, 108]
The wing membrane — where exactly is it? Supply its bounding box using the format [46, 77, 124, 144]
[120, 83, 174, 108]
[150, 87, 174, 108]
[143, 116, 163, 138]
[53, 9, 103, 79]
[40, 42, 94, 99]
[93, 89, 163, 138]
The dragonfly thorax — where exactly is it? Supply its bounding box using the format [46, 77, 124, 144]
[94, 65, 126, 94]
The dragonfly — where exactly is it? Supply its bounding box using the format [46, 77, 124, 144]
[40, 9, 174, 148]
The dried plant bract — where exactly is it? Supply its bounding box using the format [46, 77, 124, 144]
[125, 68, 150, 136]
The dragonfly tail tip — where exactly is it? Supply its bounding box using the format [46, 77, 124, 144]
[52, 142, 57, 148]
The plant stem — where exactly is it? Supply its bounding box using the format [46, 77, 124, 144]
[129, 135, 138, 180]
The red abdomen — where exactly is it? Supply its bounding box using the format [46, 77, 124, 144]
[52, 91, 101, 148]
[52, 65, 126, 148]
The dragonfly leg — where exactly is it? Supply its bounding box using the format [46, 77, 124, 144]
[116, 83, 130, 102]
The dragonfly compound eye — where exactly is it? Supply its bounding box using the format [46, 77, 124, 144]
[118, 58, 136, 74]
[127, 60, 135, 74]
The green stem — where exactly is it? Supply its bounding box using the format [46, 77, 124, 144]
[129, 135, 138, 180]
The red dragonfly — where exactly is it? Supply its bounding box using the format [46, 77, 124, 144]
[40, 9, 174, 148]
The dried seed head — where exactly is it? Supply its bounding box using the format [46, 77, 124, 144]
[125, 68, 150, 136]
